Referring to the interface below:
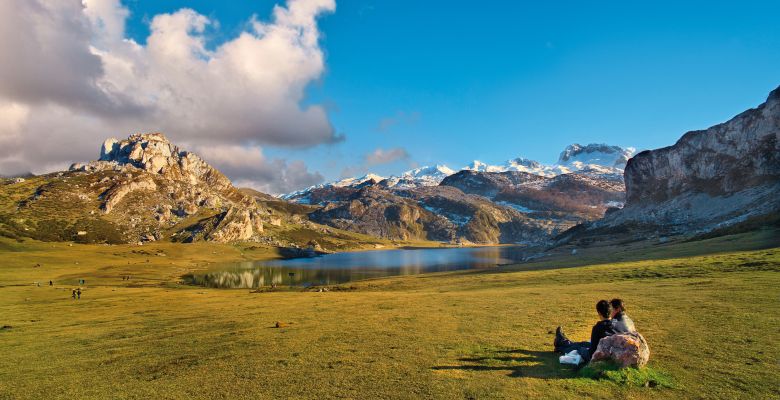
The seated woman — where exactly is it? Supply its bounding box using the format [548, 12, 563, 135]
[553, 300, 618, 363]
[610, 298, 637, 332]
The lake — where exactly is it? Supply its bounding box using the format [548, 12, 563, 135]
[184, 246, 529, 288]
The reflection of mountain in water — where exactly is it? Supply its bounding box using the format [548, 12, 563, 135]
[184, 246, 527, 288]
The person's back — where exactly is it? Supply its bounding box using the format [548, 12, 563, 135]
[610, 299, 636, 333]
[613, 311, 636, 332]
[587, 316, 619, 360]
[555, 300, 618, 363]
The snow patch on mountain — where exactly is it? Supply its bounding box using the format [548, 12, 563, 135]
[281, 143, 635, 202]
[558, 143, 636, 169]
[465, 144, 636, 177]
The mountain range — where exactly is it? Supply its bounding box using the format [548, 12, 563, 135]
[1, 86, 777, 248]
[283, 143, 635, 203]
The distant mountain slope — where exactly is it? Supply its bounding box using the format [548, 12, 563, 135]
[441, 170, 625, 220]
[307, 185, 558, 244]
[281, 143, 634, 244]
[563, 85, 780, 242]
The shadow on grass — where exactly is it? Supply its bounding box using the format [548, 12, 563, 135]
[433, 348, 674, 388]
[432, 348, 579, 379]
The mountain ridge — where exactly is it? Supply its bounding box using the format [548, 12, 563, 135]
[282, 143, 636, 203]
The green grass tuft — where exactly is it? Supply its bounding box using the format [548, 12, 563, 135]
[579, 361, 674, 388]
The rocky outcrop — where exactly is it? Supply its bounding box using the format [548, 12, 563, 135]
[591, 332, 650, 368]
[625, 88, 779, 205]
[206, 207, 264, 242]
[578, 86, 780, 238]
[15, 132, 272, 243]
[101, 176, 157, 214]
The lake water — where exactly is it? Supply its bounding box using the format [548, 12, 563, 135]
[184, 246, 528, 288]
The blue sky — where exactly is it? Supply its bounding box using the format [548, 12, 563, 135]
[93, 1, 780, 181]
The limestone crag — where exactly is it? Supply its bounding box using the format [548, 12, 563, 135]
[567, 85, 780, 240]
[40, 132, 269, 243]
[624, 88, 779, 204]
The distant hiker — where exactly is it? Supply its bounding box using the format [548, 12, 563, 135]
[72, 289, 77, 299]
[77, 289, 81, 299]
[554, 300, 618, 364]
[49, 280, 53, 286]
[610, 298, 636, 333]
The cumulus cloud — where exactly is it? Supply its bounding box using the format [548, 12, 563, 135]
[0, 0, 336, 193]
[195, 145, 323, 195]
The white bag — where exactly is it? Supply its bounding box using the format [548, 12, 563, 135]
[559, 350, 582, 365]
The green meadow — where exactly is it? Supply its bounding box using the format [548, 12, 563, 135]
[1, 230, 778, 399]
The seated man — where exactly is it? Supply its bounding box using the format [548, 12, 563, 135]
[610, 298, 636, 333]
[554, 300, 618, 363]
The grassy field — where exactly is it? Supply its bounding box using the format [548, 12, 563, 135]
[0, 231, 778, 399]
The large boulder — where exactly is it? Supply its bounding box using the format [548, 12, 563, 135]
[590, 332, 650, 368]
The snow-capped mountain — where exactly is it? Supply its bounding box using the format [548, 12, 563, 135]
[280, 166, 455, 202]
[464, 143, 636, 177]
[379, 165, 456, 189]
[281, 143, 635, 202]
[557, 143, 636, 169]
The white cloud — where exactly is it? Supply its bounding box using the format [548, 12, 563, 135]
[365, 147, 410, 166]
[0, 0, 336, 192]
[339, 146, 413, 178]
[196, 144, 323, 195]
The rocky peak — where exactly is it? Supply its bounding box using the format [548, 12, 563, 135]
[506, 158, 543, 169]
[63, 132, 269, 243]
[76, 132, 232, 191]
[557, 143, 635, 169]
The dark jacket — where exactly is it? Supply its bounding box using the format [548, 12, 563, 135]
[587, 319, 619, 361]
[613, 311, 636, 333]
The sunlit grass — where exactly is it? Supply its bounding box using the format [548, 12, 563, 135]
[0, 232, 778, 399]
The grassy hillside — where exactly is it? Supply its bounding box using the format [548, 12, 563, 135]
[0, 233, 778, 399]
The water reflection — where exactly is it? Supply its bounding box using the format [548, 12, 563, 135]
[184, 246, 529, 288]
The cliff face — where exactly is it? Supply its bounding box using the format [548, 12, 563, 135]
[572, 86, 780, 239]
[625, 87, 780, 205]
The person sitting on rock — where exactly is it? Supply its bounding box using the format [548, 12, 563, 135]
[554, 300, 618, 363]
[610, 298, 636, 333]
